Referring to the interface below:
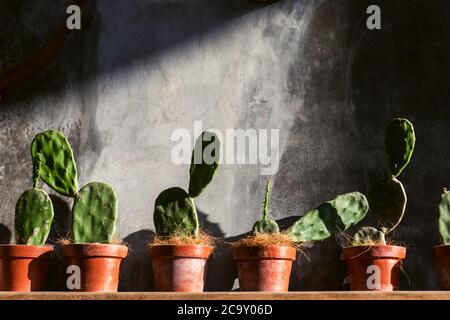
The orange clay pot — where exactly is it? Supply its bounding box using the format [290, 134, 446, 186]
[149, 245, 213, 292]
[0, 244, 53, 291]
[62, 243, 128, 292]
[233, 245, 296, 292]
[343, 245, 406, 291]
[433, 245, 450, 290]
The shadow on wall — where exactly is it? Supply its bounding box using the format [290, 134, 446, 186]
[120, 229, 155, 291]
[44, 194, 73, 291]
[204, 214, 353, 292]
[0, 224, 11, 244]
[0, 0, 276, 101]
[349, 0, 450, 290]
[118, 210, 232, 291]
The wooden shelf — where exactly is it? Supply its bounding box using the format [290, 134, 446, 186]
[0, 291, 449, 300]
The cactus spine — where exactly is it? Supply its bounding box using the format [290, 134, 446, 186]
[353, 118, 415, 246]
[438, 188, 450, 245]
[154, 131, 220, 238]
[252, 178, 280, 234]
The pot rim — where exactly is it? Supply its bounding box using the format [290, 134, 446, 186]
[0, 244, 54, 258]
[342, 244, 406, 260]
[62, 243, 128, 258]
[149, 244, 213, 260]
[233, 244, 297, 261]
[432, 244, 450, 258]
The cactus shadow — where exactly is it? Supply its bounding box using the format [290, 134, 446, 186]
[41, 195, 72, 291]
[47, 194, 72, 244]
[120, 229, 155, 291]
[0, 224, 12, 244]
[197, 209, 243, 291]
[204, 215, 318, 292]
[44, 245, 67, 291]
[276, 216, 348, 291]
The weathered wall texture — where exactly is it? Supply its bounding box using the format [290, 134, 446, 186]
[1, 0, 449, 290]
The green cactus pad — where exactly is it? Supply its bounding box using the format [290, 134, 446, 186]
[285, 192, 369, 243]
[252, 220, 280, 234]
[352, 227, 386, 246]
[438, 189, 450, 245]
[15, 189, 54, 245]
[252, 178, 279, 234]
[369, 177, 406, 234]
[385, 118, 415, 178]
[72, 182, 117, 243]
[154, 187, 199, 237]
[31, 130, 78, 197]
[188, 131, 220, 198]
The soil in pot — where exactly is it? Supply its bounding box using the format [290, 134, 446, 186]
[0, 244, 53, 291]
[62, 243, 128, 292]
[432, 245, 450, 290]
[149, 244, 213, 292]
[342, 245, 406, 291]
[233, 245, 296, 292]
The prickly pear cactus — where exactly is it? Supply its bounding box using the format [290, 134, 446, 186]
[285, 192, 369, 242]
[385, 118, 415, 178]
[72, 182, 117, 243]
[31, 130, 78, 197]
[15, 189, 54, 245]
[252, 178, 279, 234]
[438, 188, 450, 245]
[369, 177, 406, 234]
[154, 187, 199, 237]
[352, 227, 386, 246]
[153, 131, 220, 238]
[188, 131, 220, 198]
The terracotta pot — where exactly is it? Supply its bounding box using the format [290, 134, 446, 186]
[62, 243, 128, 292]
[233, 245, 296, 292]
[0, 244, 53, 291]
[149, 245, 213, 292]
[432, 245, 450, 290]
[342, 245, 406, 291]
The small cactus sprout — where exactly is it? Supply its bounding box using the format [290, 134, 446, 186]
[153, 131, 220, 238]
[438, 188, 450, 245]
[154, 187, 199, 237]
[352, 227, 386, 246]
[188, 131, 220, 198]
[368, 177, 407, 233]
[31, 130, 78, 197]
[286, 192, 369, 243]
[72, 182, 117, 243]
[15, 189, 54, 245]
[252, 178, 280, 234]
[385, 118, 416, 178]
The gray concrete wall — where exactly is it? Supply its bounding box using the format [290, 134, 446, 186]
[1, 0, 450, 290]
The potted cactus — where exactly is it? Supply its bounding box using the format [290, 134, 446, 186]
[0, 146, 54, 291]
[233, 178, 369, 292]
[31, 130, 128, 292]
[150, 131, 219, 292]
[342, 118, 416, 291]
[433, 188, 450, 289]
